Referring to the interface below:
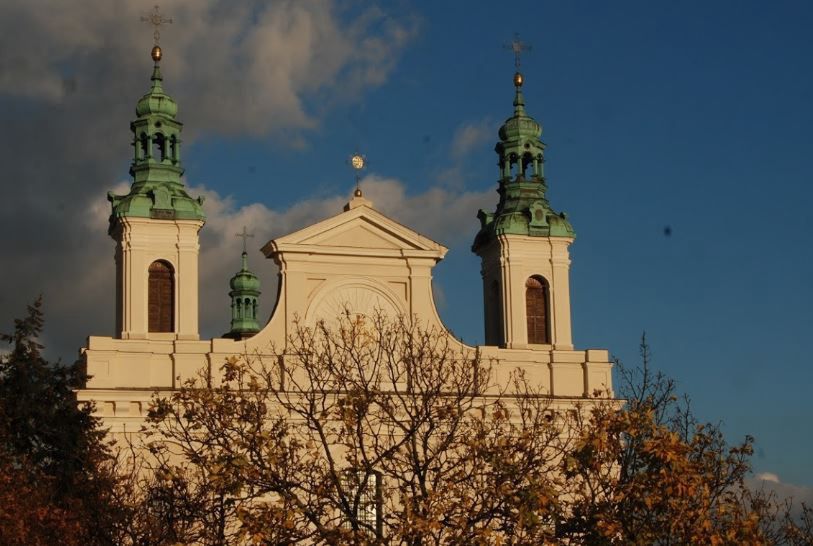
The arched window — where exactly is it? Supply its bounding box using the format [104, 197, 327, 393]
[153, 133, 166, 162]
[522, 152, 533, 178]
[510, 154, 519, 178]
[148, 260, 174, 332]
[139, 133, 149, 160]
[244, 297, 252, 319]
[169, 135, 178, 163]
[526, 276, 550, 344]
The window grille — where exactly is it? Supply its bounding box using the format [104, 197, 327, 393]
[342, 469, 382, 537]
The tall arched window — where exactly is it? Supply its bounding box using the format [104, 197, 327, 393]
[526, 276, 550, 344]
[148, 260, 174, 332]
[169, 135, 178, 163]
[139, 133, 149, 160]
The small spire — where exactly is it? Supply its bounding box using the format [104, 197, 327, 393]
[513, 76, 526, 116]
[344, 151, 372, 210]
[149, 60, 163, 93]
[349, 152, 366, 195]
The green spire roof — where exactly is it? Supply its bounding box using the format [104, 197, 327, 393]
[135, 63, 178, 118]
[230, 252, 261, 293]
[227, 252, 262, 338]
[107, 46, 204, 232]
[472, 71, 574, 252]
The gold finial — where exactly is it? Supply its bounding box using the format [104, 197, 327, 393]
[354, 187, 363, 198]
[141, 5, 172, 61]
[513, 72, 523, 87]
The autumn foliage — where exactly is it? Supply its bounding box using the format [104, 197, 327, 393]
[1, 302, 811, 544]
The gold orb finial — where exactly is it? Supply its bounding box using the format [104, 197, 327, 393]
[151, 45, 162, 62]
[513, 71, 523, 87]
[354, 187, 363, 198]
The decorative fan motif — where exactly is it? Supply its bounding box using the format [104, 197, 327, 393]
[310, 285, 399, 325]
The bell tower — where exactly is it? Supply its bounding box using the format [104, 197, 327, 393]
[472, 63, 576, 350]
[107, 43, 205, 340]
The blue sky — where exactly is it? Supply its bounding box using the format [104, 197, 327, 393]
[0, 1, 811, 490]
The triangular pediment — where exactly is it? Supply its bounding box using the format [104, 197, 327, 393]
[262, 204, 447, 259]
[317, 222, 403, 249]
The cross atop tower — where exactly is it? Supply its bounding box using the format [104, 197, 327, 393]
[141, 5, 173, 47]
[236, 226, 254, 254]
[505, 33, 532, 70]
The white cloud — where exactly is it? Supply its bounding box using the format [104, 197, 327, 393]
[355, 175, 492, 245]
[747, 472, 813, 517]
[435, 118, 494, 190]
[755, 472, 781, 484]
[450, 119, 492, 159]
[0, 1, 416, 137]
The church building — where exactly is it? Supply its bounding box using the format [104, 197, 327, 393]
[77, 43, 614, 431]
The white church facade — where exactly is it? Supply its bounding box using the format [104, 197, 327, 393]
[77, 45, 614, 432]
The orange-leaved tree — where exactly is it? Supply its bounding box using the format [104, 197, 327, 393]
[128, 320, 808, 545]
[138, 313, 564, 545]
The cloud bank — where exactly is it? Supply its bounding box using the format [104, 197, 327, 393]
[748, 472, 813, 519]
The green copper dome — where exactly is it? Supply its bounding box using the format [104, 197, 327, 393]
[472, 71, 575, 253]
[135, 65, 178, 118]
[230, 253, 261, 293]
[497, 84, 541, 142]
[107, 48, 205, 231]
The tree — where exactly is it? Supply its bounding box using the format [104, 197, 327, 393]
[131, 319, 809, 545]
[0, 298, 120, 545]
[558, 335, 772, 545]
[140, 313, 564, 545]
[5, 300, 805, 544]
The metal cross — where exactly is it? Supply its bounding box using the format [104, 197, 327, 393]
[141, 5, 173, 46]
[504, 33, 532, 70]
[236, 226, 254, 253]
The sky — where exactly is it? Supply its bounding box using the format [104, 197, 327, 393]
[0, 0, 811, 496]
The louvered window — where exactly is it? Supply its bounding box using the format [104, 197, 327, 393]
[526, 276, 549, 344]
[148, 260, 174, 332]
